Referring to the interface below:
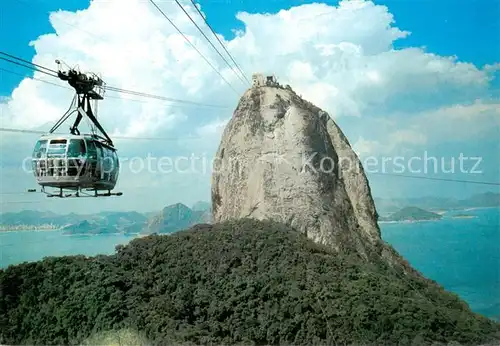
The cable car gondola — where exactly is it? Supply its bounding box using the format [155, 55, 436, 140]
[29, 60, 122, 198]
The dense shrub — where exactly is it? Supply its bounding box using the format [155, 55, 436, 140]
[1, 218, 499, 345]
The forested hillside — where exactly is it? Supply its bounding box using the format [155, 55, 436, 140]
[1, 219, 499, 345]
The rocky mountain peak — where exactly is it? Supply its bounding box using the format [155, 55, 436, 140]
[211, 82, 415, 273]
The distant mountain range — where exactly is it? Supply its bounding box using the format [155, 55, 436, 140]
[0, 202, 212, 235]
[1, 192, 498, 233]
[374, 192, 500, 215]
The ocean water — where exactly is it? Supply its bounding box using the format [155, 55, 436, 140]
[0, 231, 136, 267]
[0, 207, 499, 320]
[381, 207, 500, 320]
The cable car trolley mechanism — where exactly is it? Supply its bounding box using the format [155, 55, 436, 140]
[29, 60, 122, 198]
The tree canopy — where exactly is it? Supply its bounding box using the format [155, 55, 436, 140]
[1, 218, 499, 345]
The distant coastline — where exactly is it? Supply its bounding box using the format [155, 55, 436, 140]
[378, 219, 438, 224]
[461, 206, 499, 211]
[450, 214, 476, 219]
[1, 204, 498, 232]
[377, 206, 497, 224]
[0, 225, 61, 232]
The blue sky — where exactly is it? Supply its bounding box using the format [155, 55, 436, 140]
[1, 0, 499, 95]
[0, 0, 498, 213]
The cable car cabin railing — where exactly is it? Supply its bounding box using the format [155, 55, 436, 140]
[31, 135, 119, 190]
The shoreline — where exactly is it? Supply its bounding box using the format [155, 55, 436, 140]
[0, 227, 62, 233]
[450, 215, 477, 219]
[378, 205, 498, 224]
[378, 219, 441, 224]
[1, 206, 498, 231]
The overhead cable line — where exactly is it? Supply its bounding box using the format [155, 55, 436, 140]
[1, 67, 228, 109]
[173, 0, 248, 87]
[12, 0, 247, 90]
[0, 52, 232, 109]
[0, 200, 49, 205]
[0, 127, 203, 140]
[0, 56, 58, 78]
[148, 0, 240, 96]
[0, 69, 224, 111]
[188, 0, 251, 86]
[0, 52, 58, 76]
[0, 184, 168, 198]
[0, 127, 498, 185]
[370, 172, 500, 186]
[102, 85, 229, 108]
[0, 67, 70, 90]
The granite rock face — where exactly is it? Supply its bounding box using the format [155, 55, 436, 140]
[211, 84, 418, 273]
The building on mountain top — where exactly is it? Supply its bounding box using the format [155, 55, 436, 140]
[252, 73, 280, 87]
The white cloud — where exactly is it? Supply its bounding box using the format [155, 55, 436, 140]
[351, 100, 500, 157]
[195, 117, 230, 137]
[352, 128, 427, 158]
[1, 0, 498, 211]
[352, 137, 388, 157]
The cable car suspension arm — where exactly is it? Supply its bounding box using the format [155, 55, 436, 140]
[79, 95, 114, 146]
[49, 60, 114, 146]
[48, 94, 77, 133]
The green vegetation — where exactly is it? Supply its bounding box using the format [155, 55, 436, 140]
[380, 206, 442, 222]
[1, 219, 499, 345]
[81, 328, 150, 345]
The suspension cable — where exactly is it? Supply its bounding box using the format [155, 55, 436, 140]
[173, 0, 248, 87]
[0, 53, 233, 109]
[370, 172, 500, 186]
[0, 56, 58, 78]
[147, 0, 241, 96]
[0, 52, 58, 75]
[187, 0, 251, 86]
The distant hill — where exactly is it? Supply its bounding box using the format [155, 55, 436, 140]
[465, 192, 500, 208]
[2, 192, 496, 232]
[143, 203, 212, 234]
[95, 211, 147, 225]
[0, 202, 213, 235]
[0, 210, 81, 228]
[379, 207, 443, 222]
[0, 210, 148, 233]
[3, 192, 496, 232]
[61, 220, 122, 235]
[0, 210, 147, 228]
[374, 192, 500, 214]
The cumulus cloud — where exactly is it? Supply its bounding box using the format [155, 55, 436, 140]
[351, 100, 500, 158]
[0, 0, 498, 212]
